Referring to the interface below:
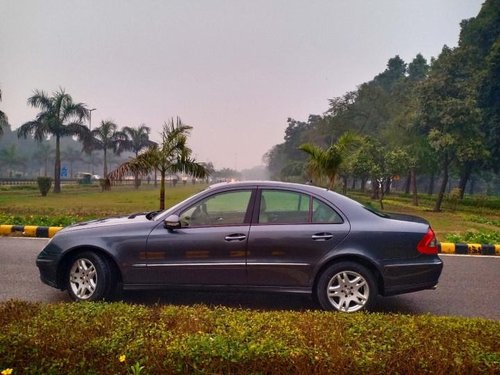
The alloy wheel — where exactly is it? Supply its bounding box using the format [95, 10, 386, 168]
[69, 258, 98, 300]
[326, 270, 370, 312]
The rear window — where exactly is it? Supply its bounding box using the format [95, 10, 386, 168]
[362, 204, 389, 218]
[258, 189, 343, 224]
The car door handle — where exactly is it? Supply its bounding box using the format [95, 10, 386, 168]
[312, 233, 333, 241]
[225, 234, 247, 242]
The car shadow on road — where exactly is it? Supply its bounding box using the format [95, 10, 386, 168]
[117, 289, 417, 314]
[119, 290, 317, 311]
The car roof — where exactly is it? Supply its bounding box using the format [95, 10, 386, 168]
[207, 180, 382, 221]
[207, 180, 360, 210]
[209, 180, 326, 191]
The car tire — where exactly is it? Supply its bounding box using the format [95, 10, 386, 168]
[316, 261, 377, 312]
[66, 251, 115, 302]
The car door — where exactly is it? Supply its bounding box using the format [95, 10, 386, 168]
[144, 189, 254, 285]
[246, 188, 350, 287]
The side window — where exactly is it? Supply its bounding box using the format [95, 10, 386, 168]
[259, 190, 310, 224]
[312, 198, 343, 224]
[180, 190, 252, 227]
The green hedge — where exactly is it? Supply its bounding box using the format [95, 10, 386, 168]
[445, 230, 500, 244]
[0, 301, 498, 374]
[0, 213, 95, 227]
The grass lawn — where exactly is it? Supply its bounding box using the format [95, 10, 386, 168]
[0, 182, 499, 242]
[348, 191, 500, 241]
[0, 183, 207, 226]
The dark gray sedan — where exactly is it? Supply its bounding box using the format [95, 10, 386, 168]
[36, 181, 443, 312]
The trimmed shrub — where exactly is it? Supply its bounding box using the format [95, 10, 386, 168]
[0, 301, 498, 374]
[36, 177, 52, 196]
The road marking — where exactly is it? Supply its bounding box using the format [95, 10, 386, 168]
[440, 253, 500, 259]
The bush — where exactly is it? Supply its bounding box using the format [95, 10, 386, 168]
[0, 301, 498, 374]
[36, 177, 52, 196]
[467, 215, 500, 227]
[445, 230, 500, 244]
[447, 187, 462, 211]
[99, 178, 111, 192]
[0, 213, 92, 227]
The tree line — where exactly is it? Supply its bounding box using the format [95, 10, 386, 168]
[265, 0, 499, 211]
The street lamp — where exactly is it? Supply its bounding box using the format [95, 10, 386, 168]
[89, 108, 96, 130]
[88, 108, 96, 174]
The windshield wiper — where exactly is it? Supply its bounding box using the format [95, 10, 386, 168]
[128, 212, 147, 219]
[145, 210, 160, 220]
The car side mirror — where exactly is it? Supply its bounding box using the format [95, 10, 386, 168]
[164, 214, 181, 230]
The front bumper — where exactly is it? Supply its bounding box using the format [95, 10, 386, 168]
[36, 242, 64, 290]
[36, 258, 59, 288]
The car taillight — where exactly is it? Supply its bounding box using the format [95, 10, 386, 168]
[417, 228, 438, 255]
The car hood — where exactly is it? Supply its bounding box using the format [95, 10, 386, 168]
[60, 214, 153, 232]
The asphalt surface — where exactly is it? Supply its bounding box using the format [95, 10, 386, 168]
[1, 237, 499, 320]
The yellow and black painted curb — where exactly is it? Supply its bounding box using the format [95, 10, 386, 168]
[439, 242, 500, 256]
[0, 224, 62, 238]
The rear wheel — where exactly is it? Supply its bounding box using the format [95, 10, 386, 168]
[66, 251, 115, 301]
[316, 262, 377, 312]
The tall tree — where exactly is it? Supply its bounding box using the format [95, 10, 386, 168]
[407, 53, 430, 82]
[374, 55, 407, 92]
[478, 40, 500, 173]
[91, 120, 124, 177]
[417, 46, 482, 211]
[120, 124, 154, 156]
[461, 0, 500, 176]
[17, 89, 90, 193]
[119, 124, 155, 188]
[0, 88, 7, 137]
[386, 54, 431, 205]
[108, 117, 207, 210]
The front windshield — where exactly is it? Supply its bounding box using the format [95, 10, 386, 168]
[153, 187, 212, 221]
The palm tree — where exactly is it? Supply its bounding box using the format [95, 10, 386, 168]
[201, 162, 216, 183]
[119, 124, 155, 188]
[0, 88, 8, 138]
[108, 117, 207, 210]
[17, 88, 90, 193]
[299, 132, 359, 190]
[91, 120, 124, 177]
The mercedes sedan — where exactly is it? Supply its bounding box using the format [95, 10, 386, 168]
[36, 181, 443, 312]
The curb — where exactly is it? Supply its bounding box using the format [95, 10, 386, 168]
[0, 225, 62, 238]
[439, 242, 500, 256]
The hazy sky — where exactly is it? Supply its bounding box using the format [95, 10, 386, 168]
[0, 0, 483, 170]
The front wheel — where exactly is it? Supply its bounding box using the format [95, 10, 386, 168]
[66, 251, 115, 301]
[316, 262, 377, 312]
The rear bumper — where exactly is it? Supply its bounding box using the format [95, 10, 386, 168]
[381, 256, 443, 296]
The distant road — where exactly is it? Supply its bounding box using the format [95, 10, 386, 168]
[1, 237, 499, 320]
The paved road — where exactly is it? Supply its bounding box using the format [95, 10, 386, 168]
[1, 237, 499, 320]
